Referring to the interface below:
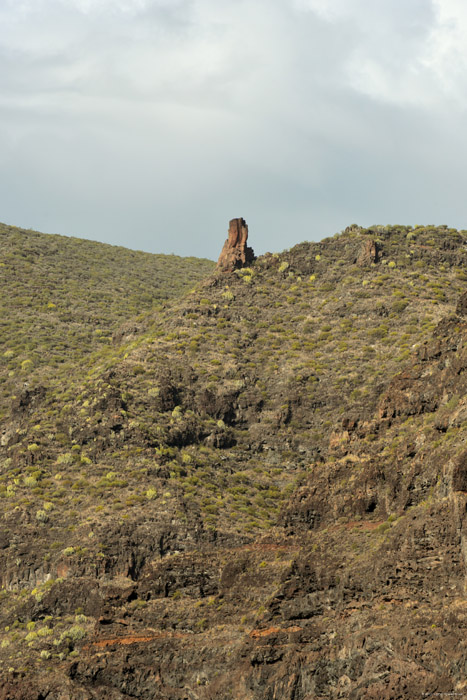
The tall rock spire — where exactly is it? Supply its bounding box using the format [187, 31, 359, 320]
[216, 218, 255, 272]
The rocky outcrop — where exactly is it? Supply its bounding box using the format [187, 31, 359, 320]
[357, 238, 379, 266]
[217, 218, 255, 272]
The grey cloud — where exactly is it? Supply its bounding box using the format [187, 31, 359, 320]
[1, 0, 466, 259]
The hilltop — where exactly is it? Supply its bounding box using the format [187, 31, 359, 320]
[0, 223, 467, 699]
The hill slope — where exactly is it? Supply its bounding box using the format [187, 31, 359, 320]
[1, 224, 467, 699]
[0, 222, 215, 418]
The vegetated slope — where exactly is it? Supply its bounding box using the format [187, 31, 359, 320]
[1, 224, 467, 699]
[0, 222, 215, 418]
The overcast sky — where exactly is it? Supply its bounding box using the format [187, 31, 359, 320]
[1, 0, 467, 258]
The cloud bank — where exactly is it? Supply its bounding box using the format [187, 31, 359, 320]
[1, 0, 467, 257]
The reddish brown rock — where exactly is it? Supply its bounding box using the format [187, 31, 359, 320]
[357, 238, 379, 266]
[217, 217, 255, 272]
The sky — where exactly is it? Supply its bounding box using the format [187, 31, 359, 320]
[1, 0, 467, 259]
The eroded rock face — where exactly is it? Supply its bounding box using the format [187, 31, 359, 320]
[357, 238, 379, 266]
[217, 218, 255, 272]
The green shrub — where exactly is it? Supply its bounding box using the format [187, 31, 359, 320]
[61, 625, 86, 642]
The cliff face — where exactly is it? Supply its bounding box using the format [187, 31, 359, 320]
[1, 224, 467, 698]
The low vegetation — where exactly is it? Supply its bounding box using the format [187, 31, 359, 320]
[1, 222, 467, 697]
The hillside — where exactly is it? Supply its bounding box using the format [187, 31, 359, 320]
[0, 222, 215, 418]
[1, 223, 467, 699]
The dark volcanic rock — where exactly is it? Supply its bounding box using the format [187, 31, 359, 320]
[4, 225, 467, 699]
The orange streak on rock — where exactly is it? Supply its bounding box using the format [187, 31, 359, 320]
[86, 631, 187, 649]
[249, 626, 301, 639]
